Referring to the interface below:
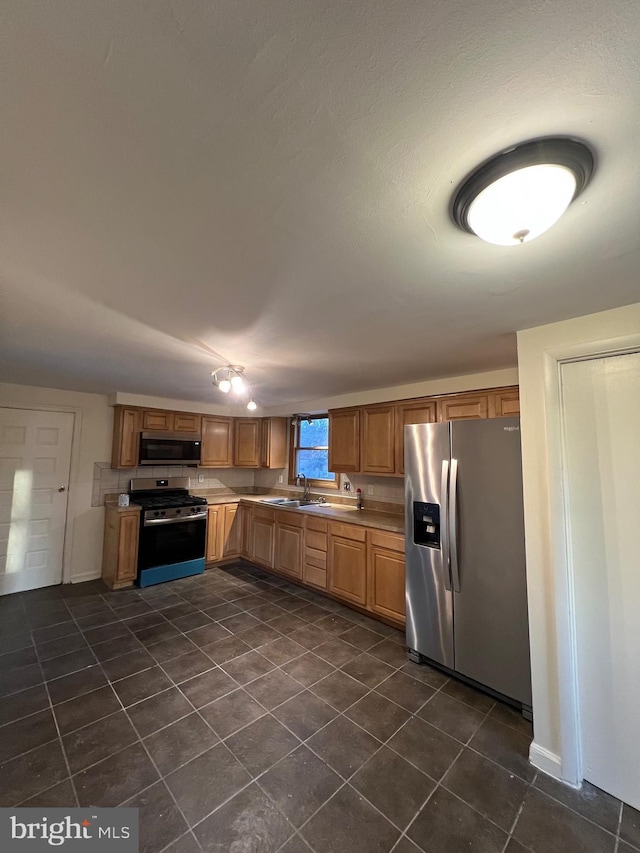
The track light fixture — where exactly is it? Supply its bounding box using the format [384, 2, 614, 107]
[211, 365, 257, 410]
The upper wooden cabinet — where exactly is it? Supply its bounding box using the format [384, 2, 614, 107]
[142, 409, 173, 431]
[174, 412, 202, 433]
[361, 405, 395, 474]
[260, 418, 287, 469]
[201, 417, 233, 467]
[111, 407, 142, 469]
[233, 418, 261, 467]
[489, 387, 520, 418]
[437, 392, 489, 422]
[328, 408, 360, 473]
[395, 399, 437, 474]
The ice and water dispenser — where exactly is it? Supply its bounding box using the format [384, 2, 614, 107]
[413, 501, 441, 549]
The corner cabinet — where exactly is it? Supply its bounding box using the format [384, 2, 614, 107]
[201, 417, 233, 467]
[328, 409, 360, 473]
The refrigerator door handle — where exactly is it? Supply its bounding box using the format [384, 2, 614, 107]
[449, 457, 461, 592]
[441, 459, 451, 591]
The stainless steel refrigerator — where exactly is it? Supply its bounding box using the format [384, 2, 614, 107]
[404, 418, 532, 709]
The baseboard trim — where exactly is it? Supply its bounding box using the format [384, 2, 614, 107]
[529, 741, 579, 786]
[70, 571, 102, 585]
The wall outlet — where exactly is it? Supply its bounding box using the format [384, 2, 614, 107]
[198, 474, 205, 483]
[278, 475, 283, 484]
[344, 482, 351, 492]
[367, 485, 374, 495]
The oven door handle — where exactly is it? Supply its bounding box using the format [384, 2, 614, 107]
[144, 514, 207, 527]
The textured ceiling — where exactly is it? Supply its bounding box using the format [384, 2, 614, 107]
[3, 0, 640, 406]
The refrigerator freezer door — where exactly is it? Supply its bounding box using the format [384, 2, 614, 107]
[404, 423, 454, 668]
[450, 417, 532, 705]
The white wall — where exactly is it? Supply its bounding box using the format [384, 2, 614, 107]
[0, 383, 113, 583]
[264, 367, 519, 415]
[516, 302, 640, 783]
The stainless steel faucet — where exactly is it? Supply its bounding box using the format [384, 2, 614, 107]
[296, 473, 311, 500]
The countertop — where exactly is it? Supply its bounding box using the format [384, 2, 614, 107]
[105, 500, 142, 513]
[202, 493, 404, 534]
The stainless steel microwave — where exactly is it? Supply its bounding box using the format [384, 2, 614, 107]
[139, 432, 202, 466]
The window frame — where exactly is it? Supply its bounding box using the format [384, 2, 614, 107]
[288, 416, 338, 490]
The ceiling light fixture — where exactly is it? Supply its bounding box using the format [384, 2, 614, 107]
[451, 137, 594, 246]
[211, 365, 256, 408]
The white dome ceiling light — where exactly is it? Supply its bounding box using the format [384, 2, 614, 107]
[452, 138, 594, 246]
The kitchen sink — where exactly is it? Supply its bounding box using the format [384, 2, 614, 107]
[260, 498, 329, 508]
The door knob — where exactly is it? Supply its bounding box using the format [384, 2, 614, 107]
[58, 486, 66, 492]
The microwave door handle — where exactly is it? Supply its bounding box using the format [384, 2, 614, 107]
[441, 459, 451, 591]
[449, 458, 461, 593]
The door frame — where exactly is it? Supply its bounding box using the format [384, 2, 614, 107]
[0, 403, 79, 585]
[538, 333, 640, 787]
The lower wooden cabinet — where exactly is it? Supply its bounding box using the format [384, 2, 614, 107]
[275, 517, 304, 580]
[250, 507, 276, 568]
[367, 531, 406, 622]
[206, 506, 223, 562]
[222, 503, 243, 558]
[328, 523, 367, 606]
[102, 506, 140, 589]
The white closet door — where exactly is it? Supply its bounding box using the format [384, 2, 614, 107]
[0, 407, 74, 595]
[561, 352, 640, 809]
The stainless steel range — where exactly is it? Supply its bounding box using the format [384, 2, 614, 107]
[130, 477, 208, 587]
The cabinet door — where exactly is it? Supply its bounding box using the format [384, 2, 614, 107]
[437, 393, 489, 422]
[174, 412, 202, 433]
[361, 405, 395, 474]
[328, 528, 367, 605]
[395, 399, 437, 474]
[488, 387, 520, 418]
[233, 419, 261, 467]
[142, 410, 173, 431]
[251, 518, 275, 568]
[206, 506, 222, 562]
[201, 417, 233, 467]
[222, 503, 243, 557]
[367, 533, 405, 623]
[261, 418, 287, 469]
[328, 409, 360, 473]
[275, 521, 303, 579]
[117, 512, 139, 582]
[111, 407, 141, 469]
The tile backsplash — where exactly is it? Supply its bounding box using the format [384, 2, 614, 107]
[92, 463, 255, 507]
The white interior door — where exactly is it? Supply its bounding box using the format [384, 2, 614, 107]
[561, 351, 640, 809]
[0, 407, 74, 595]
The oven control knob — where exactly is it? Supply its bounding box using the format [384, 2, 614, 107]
[160, 511, 166, 516]
[176, 509, 181, 514]
[154, 511, 160, 517]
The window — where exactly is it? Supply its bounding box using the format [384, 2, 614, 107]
[288, 416, 337, 488]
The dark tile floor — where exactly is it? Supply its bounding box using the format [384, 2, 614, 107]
[1, 562, 637, 853]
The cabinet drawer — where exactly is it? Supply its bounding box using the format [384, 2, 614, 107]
[369, 530, 405, 553]
[280, 510, 304, 528]
[306, 530, 327, 552]
[330, 522, 366, 542]
[305, 547, 327, 569]
[306, 517, 328, 534]
[304, 565, 327, 589]
[252, 506, 275, 522]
